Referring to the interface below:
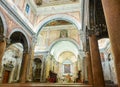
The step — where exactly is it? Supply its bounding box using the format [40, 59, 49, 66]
[0, 83, 118, 87]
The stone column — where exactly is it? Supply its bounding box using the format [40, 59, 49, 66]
[89, 34, 105, 87]
[40, 57, 45, 82]
[86, 52, 93, 85]
[0, 35, 6, 66]
[101, 0, 120, 86]
[27, 49, 34, 81]
[28, 36, 37, 81]
[20, 52, 29, 83]
[0, 35, 6, 83]
[81, 57, 85, 83]
[42, 57, 46, 82]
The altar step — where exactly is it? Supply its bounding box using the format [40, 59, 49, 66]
[0, 83, 118, 87]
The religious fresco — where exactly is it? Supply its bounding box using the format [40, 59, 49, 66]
[46, 20, 72, 26]
[60, 29, 68, 38]
[34, 0, 79, 6]
[64, 64, 71, 73]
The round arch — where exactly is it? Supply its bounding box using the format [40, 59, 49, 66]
[35, 14, 81, 35]
[8, 28, 30, 52]
[0, 11, 7, 36]
[48, 38, 80, 52]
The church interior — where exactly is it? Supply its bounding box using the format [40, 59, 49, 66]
[0, 0, 120, 87]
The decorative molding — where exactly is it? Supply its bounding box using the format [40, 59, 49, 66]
[29, 0, 81, 15]
[0, 0, 35, 36]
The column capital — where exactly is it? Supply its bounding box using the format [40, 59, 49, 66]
[87, 24, 107, 37]
[0, 34, 6, 42]
[87, 26, 95, 36]
[23, 50, 29, 54]
[32, 35, 37, 46]
[6, 38, 11, 45]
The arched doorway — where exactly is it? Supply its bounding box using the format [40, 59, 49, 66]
[33, 58, 42, 82]
[3, 29, 30, 83]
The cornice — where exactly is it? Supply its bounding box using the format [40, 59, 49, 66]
[0, 0, 35, 36]
[29, 0, 81, 16]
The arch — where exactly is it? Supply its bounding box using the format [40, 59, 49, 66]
[48, 38, 80, 52]
[0, 11, 7, 36]
[34, 58, 42, 63]
[35, 14, 81, 35]
[8, 28, 30, 52]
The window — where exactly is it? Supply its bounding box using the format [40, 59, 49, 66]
[25, 3, 30, 14]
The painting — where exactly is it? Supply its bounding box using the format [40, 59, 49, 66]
[60, 29, 68, 38]
[64, 64, 71, 73]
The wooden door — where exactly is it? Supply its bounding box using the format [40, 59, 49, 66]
[2, 70, 10, 83]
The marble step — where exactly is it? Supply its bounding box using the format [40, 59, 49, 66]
[0, 83, 118, 87]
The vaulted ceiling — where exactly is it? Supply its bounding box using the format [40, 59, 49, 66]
[50, 40, 79, 63]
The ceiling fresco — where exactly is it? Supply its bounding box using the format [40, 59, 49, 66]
[45, 20, 72, 26]
[34, 0, 79, 6]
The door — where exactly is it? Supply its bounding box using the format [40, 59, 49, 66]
[2, 70, 10, 83]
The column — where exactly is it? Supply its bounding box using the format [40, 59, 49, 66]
[20, 51, 29, 83]
[86, 52, 93, 85]
[40, 57, 45, 82]
[0, 35, 6, 83]
[0, 35, 6, 66]
[28, 36, 37, 81]
[42, 58, 46, 82]
[27, 49, 34, 81]
[101, 0, 120, 86]
[89, 34, 105, 87]
[81, 57, 85, 83]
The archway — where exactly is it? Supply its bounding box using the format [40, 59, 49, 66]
[35, 14, 81, 35]
[6, 29, 30, 83]
[8, 29, 30, 52]
[33, 58, 42, 82]
[35, 15, 84, 83]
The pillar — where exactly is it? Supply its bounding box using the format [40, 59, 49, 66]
[20, 52, 29, 83]
[27, 49, 34, 81]
[101, 0, 120, 86]
[0, 35, 6, 82]
[86, 52, 93, 85]
[81, 57, 85, 83]
[28, 36, 37, 81]
[40, 57, 45, 82]
[0, 36, 6, 66]
[89, 34, 105, 87]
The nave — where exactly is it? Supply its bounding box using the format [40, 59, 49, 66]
[0, 0, 120, 87]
